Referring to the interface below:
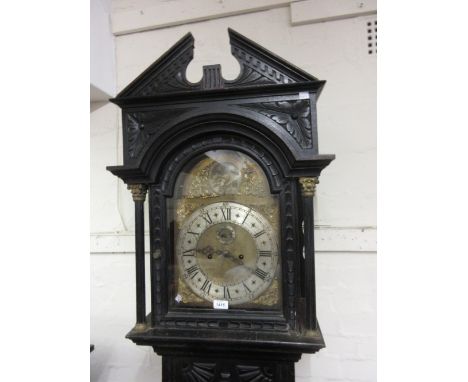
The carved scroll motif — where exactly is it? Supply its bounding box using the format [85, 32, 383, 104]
[239, 100, 313, 148]
[126, 108, 194, 159]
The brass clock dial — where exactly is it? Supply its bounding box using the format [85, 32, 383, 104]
[177, 202, 278, 305]
[170, 149, 282, 309]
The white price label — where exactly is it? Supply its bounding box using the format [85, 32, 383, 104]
[213, 299, 229, 310]
[298, 91, 309, 100]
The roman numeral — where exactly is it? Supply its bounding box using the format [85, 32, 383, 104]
[224, 287, 231, 299]
[253, 230, 265, 238]
[183, 249, 195, 256]
[202, 213, 213, 225]
[187, 231, 200, 237]
[254, 268, 268, 280]
[242, 209, 251, 224]
[201, 279, 212, 293]
[258, 251, 272, 257]
[242, 282, 252, 293]
[221, 207, 231, 220]
[186, 265, 199, 276]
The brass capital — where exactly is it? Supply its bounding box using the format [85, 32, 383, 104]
[299, 177, 319, 197]
[127, 184, 148, 202]
[134, 322, 148, 332]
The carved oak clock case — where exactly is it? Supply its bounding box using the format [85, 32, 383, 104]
[107, 29, 335, 382]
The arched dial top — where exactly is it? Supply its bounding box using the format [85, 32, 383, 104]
[176, 202, 279, 305]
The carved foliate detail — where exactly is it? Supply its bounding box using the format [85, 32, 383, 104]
[237, 365, 274, 382]
[115, 33, 197, 98]
[135, 48, 196, 96]
[229, 46, 294, 87]
[126, 108, 194, 159]
[229, 66, 276, 87]
[126, 113, 148, 159]
[299, 177, 319, 197]
[182, 362, 216, 382]
[239, 100, 312, 148]
[128, 184, 148, 201]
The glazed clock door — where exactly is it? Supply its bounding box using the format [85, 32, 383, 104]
[168, 150, 282, 310]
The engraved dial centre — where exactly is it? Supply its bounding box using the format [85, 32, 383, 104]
[197, 223, 256, 285]
[177, 202, 279, 305]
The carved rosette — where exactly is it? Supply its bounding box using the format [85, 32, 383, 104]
[239, 100, 312, 148]
[128, 184, 148, 202]
[299, 177, 319, 197]
[181, 362, 216, 382]
[237, 365, 274, 382]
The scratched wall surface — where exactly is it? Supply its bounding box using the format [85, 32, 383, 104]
[91, 1, 376, 381]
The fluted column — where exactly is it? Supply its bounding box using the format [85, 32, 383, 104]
[299, 177, 319, 331]
[128, 184, 148, 331]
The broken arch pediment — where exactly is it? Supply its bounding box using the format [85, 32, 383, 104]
[115, 28, 321, 98]
[107, 28, 335, 184]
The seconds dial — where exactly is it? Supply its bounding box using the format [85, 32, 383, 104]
[177, 202, 279, 305]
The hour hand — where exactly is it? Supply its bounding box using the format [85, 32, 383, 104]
[219, 251, 246, 266]
[196, 246, 215, 257]
[195, 246, 224, 259]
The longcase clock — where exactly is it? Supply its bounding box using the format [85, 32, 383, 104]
[107, 29, 335, 382]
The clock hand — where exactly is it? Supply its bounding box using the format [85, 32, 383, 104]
[195, 246, 227, 260]
[195, 246, 216, 257]
[195, 247, 248, 266]
[219, 250, 245, 266]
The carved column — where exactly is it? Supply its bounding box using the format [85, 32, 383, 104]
[128, 184, 148, 330]
[298, 177, 319, 331]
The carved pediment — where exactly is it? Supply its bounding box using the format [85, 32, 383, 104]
[226, 28, 318, 88]
[114, 29, 320, 99]
[116, 33, 197, 98]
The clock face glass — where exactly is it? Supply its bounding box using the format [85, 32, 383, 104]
[168, 150, 282, 310]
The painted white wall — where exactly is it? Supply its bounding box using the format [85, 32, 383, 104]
[91, 1, 376, 381]
[91, 0, 116, 100]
